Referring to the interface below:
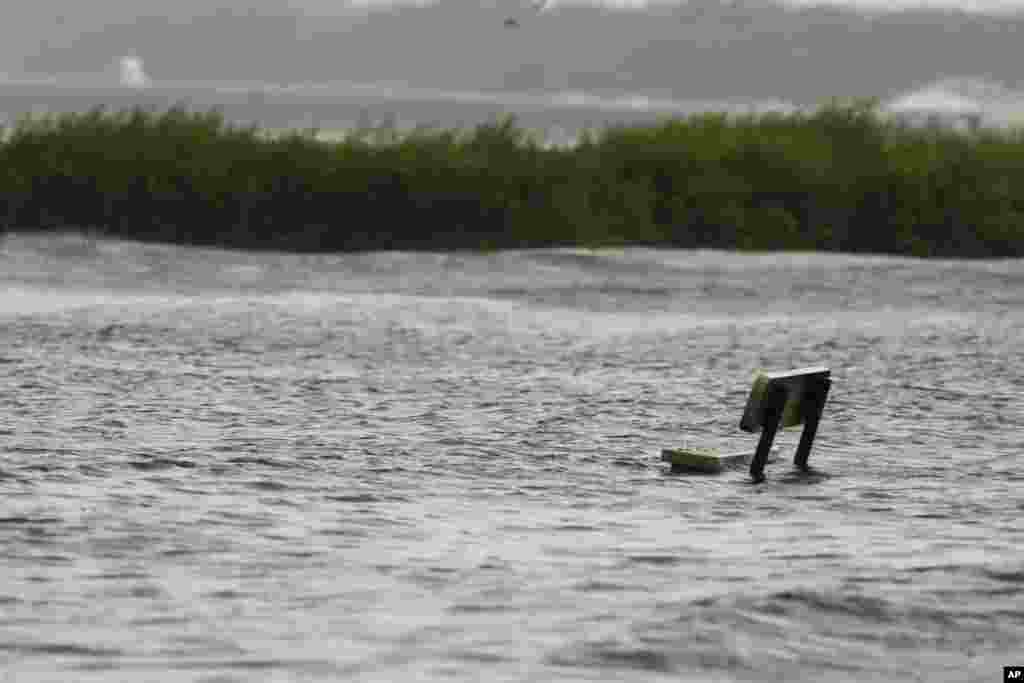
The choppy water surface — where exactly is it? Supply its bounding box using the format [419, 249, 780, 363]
[0, 233, 1021, 682]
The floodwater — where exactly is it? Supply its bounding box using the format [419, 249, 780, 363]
[0, 232, 1021, 682]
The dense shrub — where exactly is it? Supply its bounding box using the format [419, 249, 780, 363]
[0, 102, 1021, 257]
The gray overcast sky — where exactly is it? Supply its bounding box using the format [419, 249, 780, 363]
[283, 0, 1024, 10]
[32, 0, 1024, 12]
[5, 0, 1024, 106]
[325, 0, 1024, 9]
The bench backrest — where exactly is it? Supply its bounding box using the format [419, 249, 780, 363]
[739, 366, 831, 433]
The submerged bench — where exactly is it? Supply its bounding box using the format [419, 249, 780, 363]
[662, 366, 832, 481]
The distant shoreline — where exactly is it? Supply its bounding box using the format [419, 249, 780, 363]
[1, 103, 1021, 259]
[0, 78, 794, 146]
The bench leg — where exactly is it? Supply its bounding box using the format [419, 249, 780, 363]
[750, 384, 787, 482]
[794, 378, 831, 471]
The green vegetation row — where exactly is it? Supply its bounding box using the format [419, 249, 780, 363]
[1, 102, 1022, 257]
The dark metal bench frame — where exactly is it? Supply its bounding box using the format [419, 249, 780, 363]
[740, 367, 832, 482]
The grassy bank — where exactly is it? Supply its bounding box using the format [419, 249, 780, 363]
[1, 103, 1022, 257]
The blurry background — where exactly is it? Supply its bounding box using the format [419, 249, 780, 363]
[3, 0, 1024, 107]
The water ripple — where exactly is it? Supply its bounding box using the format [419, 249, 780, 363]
[0, 234, 1021, 682]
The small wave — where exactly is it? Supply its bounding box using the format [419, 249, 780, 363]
[226, 456, 295, 469]
[167, 658, 332, 671]
[325, 493, 383, 503]
[447, 602, 512, 614]
[628, 554, 684, 566]
[982, 568, 1024, 583]
[127, 457, 196, 471]
[0, 516, 60, 525]
[574, 580, 630, 592]
[547, 642, 675, 673]
[763, 589, 893, 621]
[553, 524, 598, 532]
[0, 641, 123, 657]
[245, 479, 289, 492]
